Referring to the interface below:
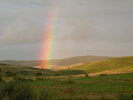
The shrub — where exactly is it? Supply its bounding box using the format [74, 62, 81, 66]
[36, 73, 42, 77]
[13, 76, 27, 82]
[84, 74, 89, 77]
[0, 81, 33, 100]
[36, 77, 44, 80]
[12, 84, 33, 100]
[60, 79, 74, 84]
[118, 94, 133, 100]
[27, 79, 33, 82]
[54, 74, 59, 76]
[5, 71, 17, 77]
[0, 75, 2, 82]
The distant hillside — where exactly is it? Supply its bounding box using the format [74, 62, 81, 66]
[0, 63, 42, 71]
[0, 63, 51, 75]
[72, 56, 133, 75]
[0, 56, 112, 67]
[0, 60, 39, 66]
[52, 56, 112, 66]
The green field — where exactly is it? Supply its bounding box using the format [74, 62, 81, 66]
[1, 72, 133, 100]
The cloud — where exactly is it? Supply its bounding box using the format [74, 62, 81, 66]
[0, 0, 133, 59]
[1, 0, 133, 45]
[0, 0, 48, 44]
[56, 0, 133, 43]
[0, 21, 44, 44]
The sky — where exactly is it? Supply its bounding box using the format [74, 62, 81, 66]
[0, 0, 133, 60]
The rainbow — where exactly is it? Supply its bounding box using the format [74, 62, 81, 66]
[39, 0, 58, 69]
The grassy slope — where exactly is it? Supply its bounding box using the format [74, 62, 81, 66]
[0, 56, 112, 66]
[52, 56, 112, 66]
[72, 56, 133, 74]
[0, 63, 49, 74]
[0, 63, 27, 69]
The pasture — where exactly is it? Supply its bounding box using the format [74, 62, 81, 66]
[1, 72, 133, 100]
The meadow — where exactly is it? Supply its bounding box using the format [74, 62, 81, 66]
[0, 72, 133, 100]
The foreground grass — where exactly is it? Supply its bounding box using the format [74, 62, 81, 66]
[0, 72, 133, 100]
[18, 73, 133, 100]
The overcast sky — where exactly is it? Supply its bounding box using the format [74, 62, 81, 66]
[0, 0, 133, 60]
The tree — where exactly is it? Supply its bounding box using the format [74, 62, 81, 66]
[5, 71, 17, 77]
[36, 72, 42, 77]
[84, 73, 89, 77]
[0, 75, 2, 82]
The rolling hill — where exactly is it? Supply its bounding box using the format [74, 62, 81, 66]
[0, 63, 86, 76]
[1, 56, 133, 76]
[0, 63, 52, 75]
[0, 56, 112, 67]
[52, 56, 112, 66]
[72, 56, 133, 75]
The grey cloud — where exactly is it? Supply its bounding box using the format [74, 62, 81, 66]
[0, 0, 49, 44]
[0, 21, 44, 44]
[56, 0, 133, 43]
[1, 0, 133, 44]
[0, 0, 133, 59]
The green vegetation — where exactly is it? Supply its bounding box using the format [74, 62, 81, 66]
[73, 56, 133, 74]
[0, 75, 2, 82]
[5, 71, 17, 77]
[118, 94, 133, 100]
[53, 70, 86, 76]
[0, 81, 33, 100]
[0, 72, 133, 100]
[36, 72, 42, 77]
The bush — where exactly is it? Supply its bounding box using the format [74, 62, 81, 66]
[13, 76, 27, 82]
[84, 74, 89, 77]
[36, 77, 44, 80]
[60, 79, 74, 84]
[5, 71, 17, 77]
[0, 75, 2, 82]
[12, 84, 33, 100]
[118, 94, 133, 100]
[36, 72, 42, 77]
[0, 81, 33, 100]
[54, 74, 59, 76]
